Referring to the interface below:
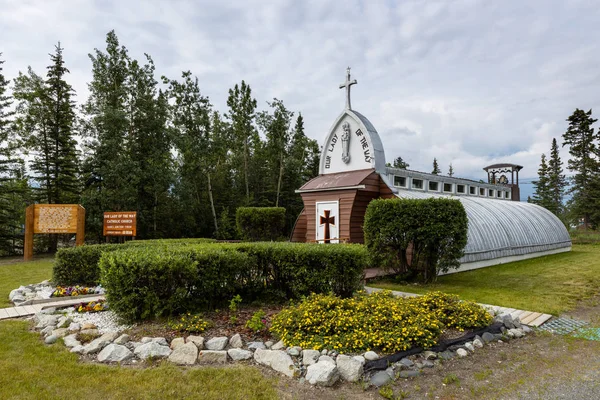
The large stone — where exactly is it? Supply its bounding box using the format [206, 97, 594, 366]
[56, 316, 72, 329]
[81, 323, 97, 330]
[254, 349, 299, 378]
[205, 336, 228, 351]
[306, 360, 339, 386]
[83, 338, 109, 355]
[134, 342, 172, 360]
[40, 325, 56, 337]
[509, 328, 525, 338]
[271, 340, 285, 351]
[68, 322, 81, 332]
[170, 337, 185, 350]
[168, 342, 198, 365]
[398, 358, 414, 368]
[51, 328, 69, 338]
[363, 351, 379, 361]
[457, 348, 468, 357]
[319, 355, 335, 364]
[228, 348, 253, 361]
[502, 315, 516, 329]
[198, 350, 228, 364]
[100, 332, 120, 343]
[35, 314, 59, 329]
[97, 344, 133, 363]
[438, 351, 455, 360]
[9, 289, 22, 301]
[423, 351, 437, 360]
[287, 346, 301, 357]
[302, 349, 321, 366]
[186, 335, 204, 349]
[152, 337, 169, 347]
[63, 334, 81, 348]
[336, 355, 363, 382]
[464, 342, 475, 352]
[482, 332, 495, 343]
[473, 337, 484, 348]
[399, 370, 421, 378]
[114, 334, 131, 345]
[45, 335, 58, 344]
[265, 341, 274, 349]
[353, 355, 366, 364]
[70, 345, 84, 354]
[247, 341, 266, 351]
[370, 371, 392, 387]
[229, 333, 243, 349]
[141, 337, 153, 344]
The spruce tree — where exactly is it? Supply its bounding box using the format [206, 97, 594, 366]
[562, 108, 599, 228]
[0, 54, 28, 255]
[448, 163, 454, 177]
[431, 158, 441, 175]
[226, 81, 257, 204]
[531, 153, 551, 209]
[546, 138, 566, 217]
[391, 156, 409, 169]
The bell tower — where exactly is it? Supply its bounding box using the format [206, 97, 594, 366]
[483, 163, 523, 201]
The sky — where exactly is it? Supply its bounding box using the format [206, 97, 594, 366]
[2, 0, 600, 200]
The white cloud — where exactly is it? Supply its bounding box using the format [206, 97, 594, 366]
[1, 0, 599, 192]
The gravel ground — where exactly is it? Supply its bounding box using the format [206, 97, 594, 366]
[65, 309, 133, 334]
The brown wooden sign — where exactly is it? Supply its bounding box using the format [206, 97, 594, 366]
[24, 204, 85, 261]
[103, 212, 137, 236]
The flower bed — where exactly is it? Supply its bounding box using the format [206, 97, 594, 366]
[270, 291, 492, 354]
[52, 285, 97, 297]
[76, 300, 109, 313]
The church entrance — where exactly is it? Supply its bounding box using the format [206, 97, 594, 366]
[316, 201, 339, 243]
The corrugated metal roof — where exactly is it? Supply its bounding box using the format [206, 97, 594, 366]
[395, 189, 571, 263]
[298, 169, 375, 191]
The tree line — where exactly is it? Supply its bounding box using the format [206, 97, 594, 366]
[530, 108, 600, 229]
[0, 31, 320, 255]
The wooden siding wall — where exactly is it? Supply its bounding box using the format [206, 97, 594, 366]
[290, 209, 307, 242]
[291, 172, 397, 243]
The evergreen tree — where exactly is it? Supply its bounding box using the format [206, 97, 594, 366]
[81, 31, 135, 240]
[0, 54, 29, 255]
[546, 138, 566, 217]
[448, 163, 454, 177]
[431, 158, 441, 175]
[226, 81, 257, 204]
[562, 108, 599, 228]
[531, 153, 551, 209]
[387, 156, 409, 169]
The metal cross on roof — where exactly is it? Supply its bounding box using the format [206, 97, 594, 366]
[339, 67, 357, 110]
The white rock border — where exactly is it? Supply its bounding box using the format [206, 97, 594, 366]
[31, 309, 532, 387]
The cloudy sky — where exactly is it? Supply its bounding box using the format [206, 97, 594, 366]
[2, 0, 599, 198]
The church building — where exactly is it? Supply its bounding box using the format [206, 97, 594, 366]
[291, 69, 571, 273]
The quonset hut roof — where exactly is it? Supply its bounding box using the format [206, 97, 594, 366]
[395, 189, 572, 264]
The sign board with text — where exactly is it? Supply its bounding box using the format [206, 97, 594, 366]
[103, 212, 137, 236]
[24, 204, 85, 261]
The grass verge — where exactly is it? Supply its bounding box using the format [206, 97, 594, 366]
[0, 320, 278, 400]
[370, 244, 600, 315]
[0, 257, 54, 308]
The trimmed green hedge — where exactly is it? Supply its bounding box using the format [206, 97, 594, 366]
[99, 242, 368, 321]
[53, 238, 217, 286]
[364, 197, 468, 282]
[53, 244, 122, 286]
[236, 207, 286, 241]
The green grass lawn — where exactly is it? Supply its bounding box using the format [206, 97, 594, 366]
[0, 256, 54, 308]
[0, 320, 278, 400]
[370, 244, 600, 316]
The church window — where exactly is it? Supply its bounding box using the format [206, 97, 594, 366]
[443, 183, 453, 193]
[394, 176, 407, 187]
[469, 186, 476, 195]
[412, 179, 424, 189]
[488, 189, 495, 197]
[479, 188, 485, 196]
[497, 191, 503, 198]
[457, 184, 466, 193]
[506, 191, 511, 199]
[429, 181, 439, 191]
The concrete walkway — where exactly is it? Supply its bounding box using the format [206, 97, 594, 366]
[0, 295, 105, 320]
[364, 286, 553, 327]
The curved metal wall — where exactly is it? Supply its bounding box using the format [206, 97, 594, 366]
[395, 190, 572, 263]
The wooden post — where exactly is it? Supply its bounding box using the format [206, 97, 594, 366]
[75, 205, 85, 247]
[24, 205, 34, 261]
